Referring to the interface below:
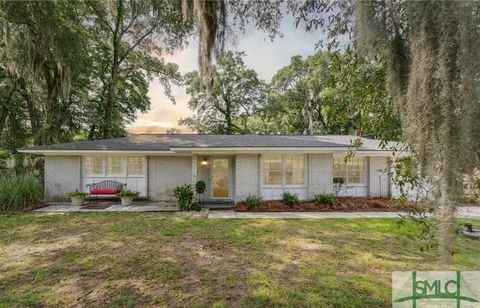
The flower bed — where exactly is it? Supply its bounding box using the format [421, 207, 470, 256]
[235, 197, 425, 212]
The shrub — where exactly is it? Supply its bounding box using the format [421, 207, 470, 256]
[314, 193, 337, 206]
[117, 189, 139, 198]
[282, 191, 299, 207]
[195, 180, 206, 192]
[0, 172, 43, 212]
[173, 184, 194, 211]
[67, 190, 88, 198]
[245, 194, 262, 209]
[191, 202, 202, 211]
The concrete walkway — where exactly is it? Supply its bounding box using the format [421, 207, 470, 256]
[34, 201, 178, 213]
[208, 206, 480, 219]
[208, 210, 406, 219]
[34, 202, 480, 220]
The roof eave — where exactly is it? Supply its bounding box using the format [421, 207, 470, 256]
[17, 147, 404, 156]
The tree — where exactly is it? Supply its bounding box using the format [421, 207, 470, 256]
[86, 0, 189, 139]
[261, 50, 401, 139]
[187, 0, 480, 264]
[0, 0, 91, 145]
[181, 0, 283, 91]
[354, 0, 480, 264]
[166, 127, 181, 134]
[179, 51, 266, 134]
[0, 0, 191, 154]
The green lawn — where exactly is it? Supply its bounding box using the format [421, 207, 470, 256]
[0, 213, 479, 307]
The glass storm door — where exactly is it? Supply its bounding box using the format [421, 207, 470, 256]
[212, 159, 229, 198]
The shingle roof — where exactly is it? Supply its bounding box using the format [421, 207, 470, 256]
[18, 134, 392, 152]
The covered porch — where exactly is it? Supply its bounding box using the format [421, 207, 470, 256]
[191, 154, 236, 203]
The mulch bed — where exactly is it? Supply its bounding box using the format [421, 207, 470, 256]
[235, 197, 425, 212]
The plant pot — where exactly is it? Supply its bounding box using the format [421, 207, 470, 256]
[70, 196, 85, 206]
[196, 188, 205, 194]
[121, 196, 133, 206]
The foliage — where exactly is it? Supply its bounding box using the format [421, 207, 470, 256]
[333, 176, 345, 196]
[166, 128, 181, 134]
[398, 206, 438, 253]
[85, 0, 189, 139]
[0, 0, 190, 154]
[245, 194, 262, 209]
[181, 0, 283, 91]
[281, 191, 299, 207]
[67, 190, 88, 198]
[259, 50, 401, 139]
[352, 1, 480, 264]
[314, 193, 337, 206]
[173, 184, 194, 211]
[117, 189, 139, 198]
[179, 51, 266, 134]
[0, 171, 43, 212]
[195, 180, 206, 191]
[190, 202, 202, 211]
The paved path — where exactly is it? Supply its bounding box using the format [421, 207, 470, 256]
[34, 202, 178, 213]
[208, 206, 480, 219]
[208, 210, 406, 219]
[34, 203, 480, 220]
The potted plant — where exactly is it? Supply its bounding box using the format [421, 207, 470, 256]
[117, 189, 139, 206]
[195, 180, 206, 194]
[67, 190, 88, 206]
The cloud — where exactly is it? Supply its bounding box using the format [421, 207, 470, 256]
[133, 15, 326, 131]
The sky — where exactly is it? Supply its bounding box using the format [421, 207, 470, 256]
[129, 16, 324, 134]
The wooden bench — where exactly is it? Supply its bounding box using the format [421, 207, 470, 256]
[86, 180, 126, 203]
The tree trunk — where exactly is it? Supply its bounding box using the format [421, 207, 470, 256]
[0, 80, 17, 136]
[225, 99, 233, 134]
[43, 66, 62, 144]
[303, 88, 317, 135]
[0, 104, 8, 136]
[102, 0, 124, 139]
[88, 124, 96, 140]
[437, 172, 456, 265]
[16, 77, 42, 145]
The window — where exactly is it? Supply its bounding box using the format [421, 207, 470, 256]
[106, 157, 124, 175]
[263, 154, 305, 186]
[333, 157, 367, 185]
[84, 156, 104, 176]
[263, 154, 282, 185]
[127, 157, 145, 175]
[83, 156, 145, 177]
[285, 154, 305, 185]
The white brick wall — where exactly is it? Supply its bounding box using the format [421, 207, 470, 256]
[45, 156, 81, 201]
[308, 153, 333, 198]
[148, 156, 192, 201]
[234, 154, 260, 202]
[369, 157, 390, 197]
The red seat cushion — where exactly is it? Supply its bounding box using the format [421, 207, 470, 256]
[90, 188, 120, 195]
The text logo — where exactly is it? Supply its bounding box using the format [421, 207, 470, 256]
[393, 271, 480, 307]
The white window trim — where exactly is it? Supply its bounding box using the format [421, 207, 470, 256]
[126, 157, 146, 177]
[261, 153, 307, 188]
[333, 157, 368, 186]
[83, 156, 105, 177]
[83, 156, 146, 178]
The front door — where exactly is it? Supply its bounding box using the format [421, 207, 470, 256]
[212, 158, 230, 199]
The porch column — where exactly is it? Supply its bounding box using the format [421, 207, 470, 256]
[192, 154, 197, 185]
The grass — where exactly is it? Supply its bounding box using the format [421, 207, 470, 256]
[0, 213, 479, 307]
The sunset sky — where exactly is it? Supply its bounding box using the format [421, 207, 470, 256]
[130, 16, 325, 134]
